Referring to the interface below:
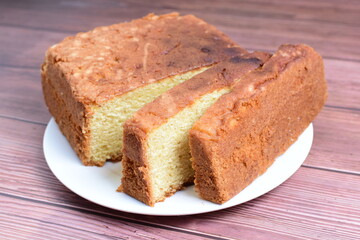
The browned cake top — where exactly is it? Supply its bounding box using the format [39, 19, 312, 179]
[45, 12, 244, 105]
[124, 51, 271, 134]
[190, 44, 320, 140]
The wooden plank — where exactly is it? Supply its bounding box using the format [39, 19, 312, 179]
[2, 167, 359, 240]
[0, 193, 206, 240]
[307, 107, 360, 173]
[324, 58, 360, 110]
[0, 117, 359, 239]
[0, 67, 51, 123]
[2, 0, 359, 32]
[0, 26, 66, 68]
[179, 167, 360, 240]
[0, 0, 148, 33]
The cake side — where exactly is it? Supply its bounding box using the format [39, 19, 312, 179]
[121, 51, 271, 206]
[42, 12, 245, 166]
[42, 57, 94, 165]
[190, 44, 327, 203]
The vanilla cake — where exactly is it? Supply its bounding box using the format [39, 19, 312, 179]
[41, 13, 244, 166]
[120, 51, 271, 206]
[189, 44, 327, 204]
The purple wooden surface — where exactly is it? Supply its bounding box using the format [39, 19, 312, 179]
[0, 0, 359, 239]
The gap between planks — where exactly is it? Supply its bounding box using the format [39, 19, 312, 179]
[0, 114, 47, 126]
[301, 165, 360, 177]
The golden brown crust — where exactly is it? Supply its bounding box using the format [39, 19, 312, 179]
[190, 44, 327, 204]
[124, 51, 271, 134]
[119, 155, 153, 205]
[45, 12, 243, 106]
[42, 12, 244, 165]
[41, 61, 98, 166]
[120, 152, 194, 206]
[121, 51, 271, 206]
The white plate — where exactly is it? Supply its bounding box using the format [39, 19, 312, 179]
[43, 118, 313, 216]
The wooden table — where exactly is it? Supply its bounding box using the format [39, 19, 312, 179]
[1, 0, 359, 239]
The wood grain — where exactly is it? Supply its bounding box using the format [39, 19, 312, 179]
[0, 193, 209, 240]
[0, 67, 50, 123]
[324, 58, 360, 110]
[0, 0, 359, 239]
[2, 0, 359, 32]
[0, 26, 66, 68]
[308, 108, 360, 173]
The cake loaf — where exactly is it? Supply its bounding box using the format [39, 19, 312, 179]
[189, 44, 327, 204]
[41, 13, 244, 166]
[121, 51, 271, 206]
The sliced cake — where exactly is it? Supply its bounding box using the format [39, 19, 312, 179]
[189, 44, 327, 204]
[121, 51, 271, 206]
[41, 12, 244, 166]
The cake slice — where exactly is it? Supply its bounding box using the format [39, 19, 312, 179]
[189, 44, 327, 204]
[121, 51, 271, 206]
[41, 12, 244, 166]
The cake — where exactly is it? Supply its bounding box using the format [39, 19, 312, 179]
[41, 12, 244, 166]
[42, 12, 327, 206]
[189, 44, 327, 204]
[120, 51, 271, 206]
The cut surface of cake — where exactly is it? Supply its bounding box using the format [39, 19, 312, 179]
[189, 44, 327, 204]
[41, 12, 244, 166]
[121, 51, 271, 206]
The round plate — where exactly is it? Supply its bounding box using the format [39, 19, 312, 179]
[43, 118, 313, 216]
